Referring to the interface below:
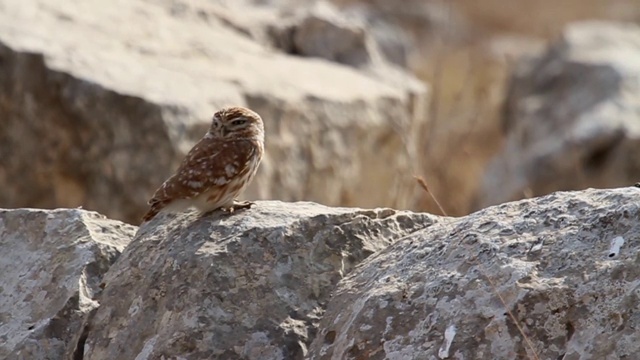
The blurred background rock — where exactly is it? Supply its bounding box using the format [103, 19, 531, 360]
[0, 0, 638, 224]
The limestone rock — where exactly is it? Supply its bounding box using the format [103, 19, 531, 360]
[225, 1, 426, 95]
[479, 21, 640, 208]
[0, 0, 427, 225]
[358, 14, 413, 68]
[81, 201, 437, 360]
[335, 0, 469, 66]
[308, 187, 640, 359]
[216, 0, 412, 68]
[0, 208, 135, 360]
[286, 2, 382, 68]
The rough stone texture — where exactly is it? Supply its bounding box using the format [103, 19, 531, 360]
[0, 0, 427, 225]
[0, 208, 135, 360]
[220, 1, 426, 100]
[335, 0, 469, 66]
[479, 21, 640, 208]
[308, 187, 640, 359]
[217, 0, 413, 68]
[81, 201, 437, 360]
[270, 2, 382, 68]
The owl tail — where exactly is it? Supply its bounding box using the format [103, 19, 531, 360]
[141, 201, 168, 223]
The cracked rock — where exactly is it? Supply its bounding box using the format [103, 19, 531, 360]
[0, 208, 135, 360]
[308, 187, 640, 359]
[81, 201, 437, 360]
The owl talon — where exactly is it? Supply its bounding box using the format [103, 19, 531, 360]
[199, 201, 254, 218]
[234, 200, 254, 209]
[221, 201, 254, 214]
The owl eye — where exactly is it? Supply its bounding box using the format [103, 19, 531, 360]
[231, 119, 247, 126]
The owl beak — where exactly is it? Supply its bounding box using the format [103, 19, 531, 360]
[221, 127, 228, 137]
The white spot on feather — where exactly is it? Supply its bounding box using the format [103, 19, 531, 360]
[225, 164, 237, 177]
[214, 177, 228, 185]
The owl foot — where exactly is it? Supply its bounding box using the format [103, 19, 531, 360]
[221, 201, 254, 214]
[200, 201, 254, 218]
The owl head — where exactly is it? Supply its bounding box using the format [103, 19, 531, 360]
[209, 106, 264, 141]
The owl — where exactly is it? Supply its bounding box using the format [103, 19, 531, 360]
[142, 106, 265, 222]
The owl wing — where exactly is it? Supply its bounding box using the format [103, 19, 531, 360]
[148, 139, 258, 206]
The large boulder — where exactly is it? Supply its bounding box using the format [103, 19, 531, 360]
[308, 187, 640, 359]
[80, 201, 437, 359]
[215, 0, 417, 69]
[0, 209, 135, 359]
[0, 0, 427, 225]
[479, 21, 640, 208]
[5, 188, 640, 359]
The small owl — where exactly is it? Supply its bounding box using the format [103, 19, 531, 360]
[142, 106, 265, 222]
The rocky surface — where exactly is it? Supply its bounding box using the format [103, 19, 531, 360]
[256, 1, 425, 91]
[308, 187, 640, 359]
[479, 21, 640, 208]
[256, 1, 383, 68]
[3, 188, 640, 359]
[335, 0, 469, 67]
[81, 201, 437, 359]
[0, 0, 427, 225]
[0, 208, 135, 360]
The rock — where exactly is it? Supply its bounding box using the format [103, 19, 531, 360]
[308, 187, 640, 359]
[335, 0, 469, 66]
[0, 0, 427, 225]
[479, 21, 640, 208]
[361, 15, 413, 68]
[81, 201, 437, 359]
[216, 0, 413, 68]
[284, 2, 382, 68]
[232, 1, 425, 93]
[0, 208, 136, 359]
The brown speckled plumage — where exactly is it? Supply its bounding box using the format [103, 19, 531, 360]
[142, 106, 264, 222]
